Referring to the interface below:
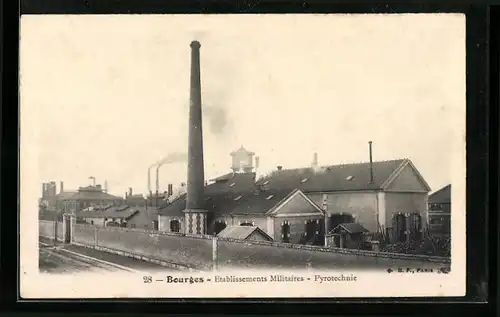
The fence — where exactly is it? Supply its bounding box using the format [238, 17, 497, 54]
[39, 220, 450, 271]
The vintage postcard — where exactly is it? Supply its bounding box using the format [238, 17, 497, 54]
[20, 13, 466, 298]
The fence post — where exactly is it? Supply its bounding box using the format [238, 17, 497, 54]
[53, 220, 58, 246]
[212, 237, 218, 272]
[94, 226, 98, 247]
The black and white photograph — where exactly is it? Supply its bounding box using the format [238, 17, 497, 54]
[20, 13, 465, 298]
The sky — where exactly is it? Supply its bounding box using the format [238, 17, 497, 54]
[20, 14, 466, 197]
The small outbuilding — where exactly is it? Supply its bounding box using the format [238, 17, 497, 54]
[326, 223, 369, 249]
[217, 225, 274, 242]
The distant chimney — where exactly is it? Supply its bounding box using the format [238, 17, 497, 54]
[168, 184, 173, 196]
[255, 156, 260, 169]
[277, 165, 283, 171]
[60, 181, 64, 194]
[104, 180, 108, 193]
[312, 153, 318, 167]
[369, 141, 374, 184]
[129, 187, 133, 197]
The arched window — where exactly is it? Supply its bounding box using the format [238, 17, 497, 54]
[281, 221, 291, 243]
[170, 220, 180, 233]
[214, 220, 227, 234]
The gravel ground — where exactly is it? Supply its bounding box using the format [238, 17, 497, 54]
[39, 237, 174, 273]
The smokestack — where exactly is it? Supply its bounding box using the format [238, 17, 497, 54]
[255, 156, 260, 169]
[369, 141, 374, 184]
[104, 180, 108, 193]
[147, 165, 153, 196]
[155, 166, 160, 194]
[168, 184, 173, 196]
[129, 187, 133, 197]
[312, 153, 318, 167]
[184, 40, 208, 235]
[60, 181, 64, 194]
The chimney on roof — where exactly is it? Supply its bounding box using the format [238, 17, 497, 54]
[369, 141, 374, 184]
[129, 187, 133, 197]
[312, 152, 318, 168]
[167, 184, 173, 197]
[277, 165, 283, 171]
[60, 181, 64, 194]
[104, 180, 108, 193]
[184, 40, 208, 235]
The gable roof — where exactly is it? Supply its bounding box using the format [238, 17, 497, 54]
[207, 172, 256, 194]
[127, 206, 159, 222]
[55, 191, 78, 200]
[217, 225, 273, 240]
[255, 159, 426, 192]
[329, 223, 369, 235]
[75, 205, 139, 219]
[59, 189, 123, 201]
[429, 184, 451, 204]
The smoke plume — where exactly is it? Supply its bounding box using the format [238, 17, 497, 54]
[156, 152, 188, 167]
[203, 105, 228, 135]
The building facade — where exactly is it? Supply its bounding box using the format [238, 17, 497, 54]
[427, 184, 451, 236]
[158, 149, 432, 246]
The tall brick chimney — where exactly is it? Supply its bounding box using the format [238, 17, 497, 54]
[183, 40, 208, 235]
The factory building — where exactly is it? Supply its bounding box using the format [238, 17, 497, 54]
[158, 148, 431, 246]
[427, 184, 451, 236]
[157, 40, 432, 248]
[56, 183, 123, 213]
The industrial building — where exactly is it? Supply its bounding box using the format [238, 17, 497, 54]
[428, 184, 451, 236]
[156, 40, 432, 248]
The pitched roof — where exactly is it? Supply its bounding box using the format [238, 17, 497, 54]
[75, 206, 139, 219]
[127, 206, 159, 222]
[256, 159, 407, 192]
[63, 189, 123, 201]
[217, 225, 273, 240]
[329, 223, 369, 235]
[429, 184, 451, 204]
[55, 191, 78, 200]
[158, 189, 298, 217]
[207, 172, 256, 194]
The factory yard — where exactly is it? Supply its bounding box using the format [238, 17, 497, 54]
[39, 237, 169, 274]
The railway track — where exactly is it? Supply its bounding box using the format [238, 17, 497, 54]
[39, 242, 141, 273]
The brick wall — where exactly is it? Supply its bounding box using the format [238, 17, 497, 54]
[39, 220, 55, 239]
[39, 221, 450, 270]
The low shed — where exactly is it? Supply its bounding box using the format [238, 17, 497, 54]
[217, 225, 274, 242]
[326, 223, 368, 249]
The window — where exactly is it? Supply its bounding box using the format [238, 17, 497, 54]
[266, 195, 275, 200]
[281, 221, 291, 243]
[170, 220, 180, 233]
[263, 181, 270, 185]
[301, 178, 309, 183]
[229, 183, 236, 187]
[130, 224, 136, 228]
[346, 176, 354, 181]
[234, 196, 243, 201]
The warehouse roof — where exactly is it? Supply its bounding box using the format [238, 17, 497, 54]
[217, 225, 273, 241]
[429, 184, 451, 204]
[75, 206, 139, 219]
[255, 159, 428, 192]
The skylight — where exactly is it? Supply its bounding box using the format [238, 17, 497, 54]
[301, 178, 309, 183]
[346, 176, 354, 181]
[266, 195, 275, 200]
[229, 183, 236, 187]
[234, 196, 243, 201]
[263, 181, 270, 185]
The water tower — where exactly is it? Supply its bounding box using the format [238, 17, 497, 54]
[230, 146, 255, 173]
